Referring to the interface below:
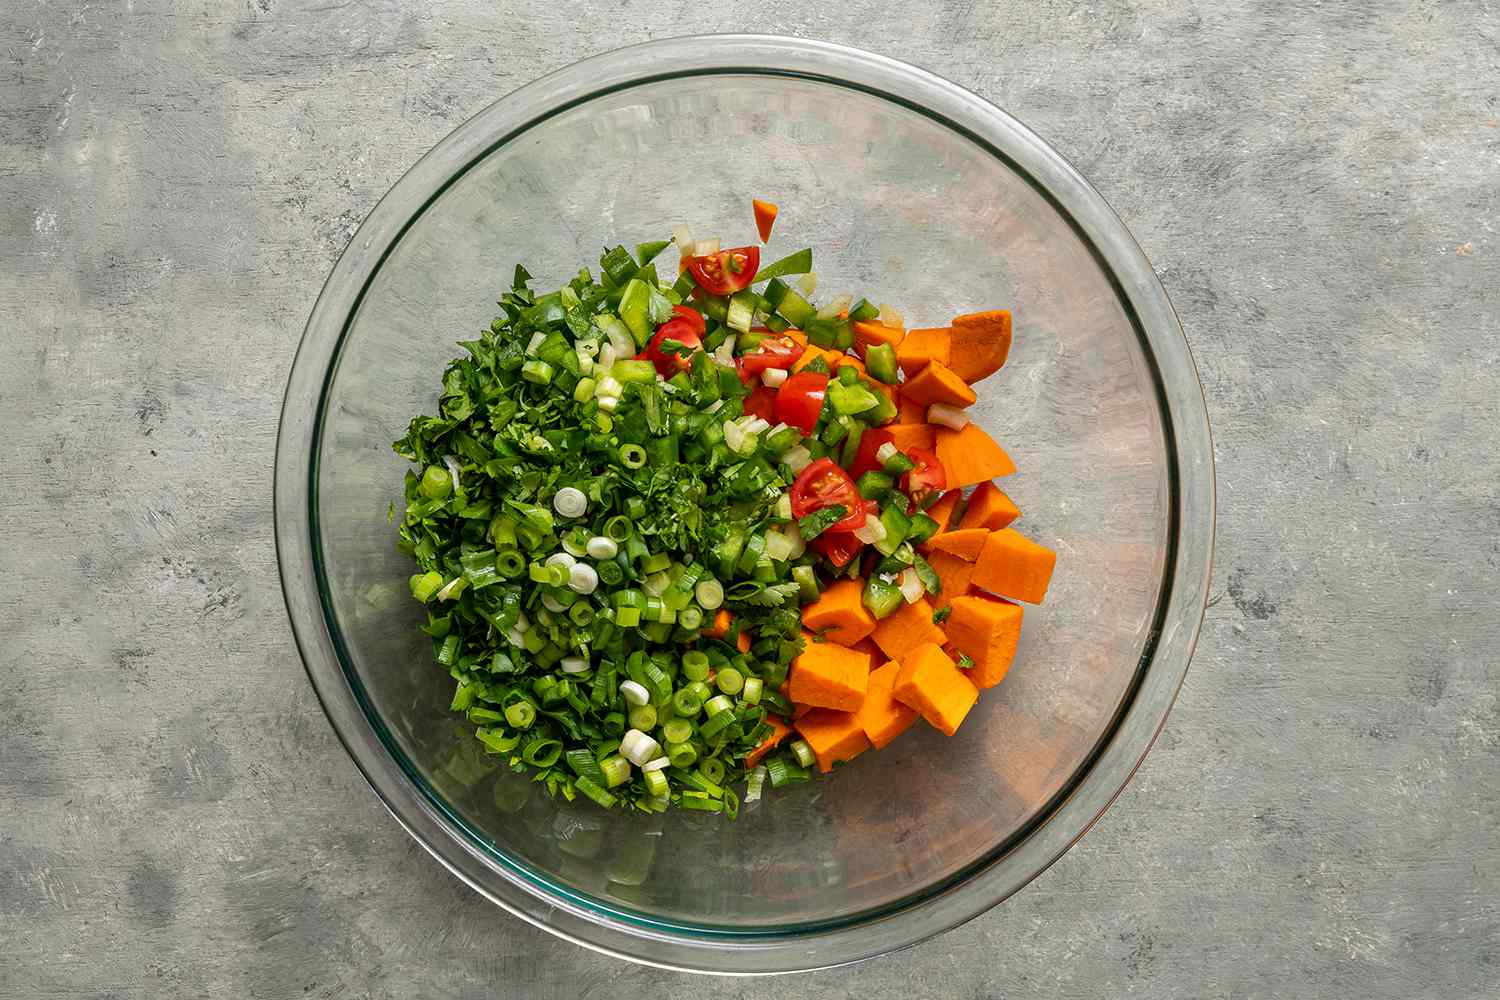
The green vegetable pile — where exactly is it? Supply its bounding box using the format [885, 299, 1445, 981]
[393, 243, 823, 816]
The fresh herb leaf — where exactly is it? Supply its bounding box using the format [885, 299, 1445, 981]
[798, 504, 847, 540]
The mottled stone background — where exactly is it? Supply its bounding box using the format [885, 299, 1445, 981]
[2, 2, 1497, 997]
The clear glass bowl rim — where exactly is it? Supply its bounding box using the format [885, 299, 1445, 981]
[274, 33, 1216, 975]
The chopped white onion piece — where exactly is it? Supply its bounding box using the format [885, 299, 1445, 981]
[560, 656, 590, 674]
[596, 394, 620, 413]
[567, 562, 599, 595]
[723, 419, 756, 455]
[878, 303, 905, 328]
[525, 331, 547, 355]
[575, 338, 600, 357]
[853, 513, 887, 545]
[595, 375, 624, 399]
[514, 611, 530, 632]
[875, 441, 900, 464]
[641, 757, 671, 772]
[619, 681, 651, 707]
[765, 525, 805, 562]
[694, 237, 720, 256]
[575, 350, 594, 375]
[620, 729, 661, 766]
[598, 342, 618, 371]
[816, 294, 853, 320]
[552, 486, 588, 518]
[736, 415, 770, 435]
[505, 627, 526, 647]
[761, 367, 788, 388]
[713, 335, 737, 366]
[783, 445, 813, 474]
[607, 324, 635, 358]
[774, 492, 793, 520]
[899, 567, 923, 603]
[545, 551, 576, 569]
[927, 403, 970, 431]
[672, 224, 694, 252]
[442, 455, 462, 496]
[585, 536, 619, 560]
[541, 591, 568, 613]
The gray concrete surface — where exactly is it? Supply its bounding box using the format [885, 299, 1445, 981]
[3, 2, 1497, 997]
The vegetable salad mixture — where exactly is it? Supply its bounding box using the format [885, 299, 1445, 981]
[393, 202, 1056, 817]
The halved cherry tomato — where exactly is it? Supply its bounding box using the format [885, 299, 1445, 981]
[684, 246, 760, 295]
[846, 427, 896, 480]
[791, 458, 872, 533]
[773, 371, 829, 434]
[811, 529, 863, 567]
[737, 334, 805, 379]
[902, 446, 947, 508]
[743, 385, 777, 423]
[641, 305, 705, 377]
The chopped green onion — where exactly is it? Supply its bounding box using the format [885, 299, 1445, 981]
[680, 790, 723, 813]
[789, 739, 816, 769]
[715, 667, 745, 696]
[698, 757, 727, 785]
[521, 737, 562, 767]
[662, 718, 695, 744]
[681, 650, 711, 681]
[704, 694, 734, 717]
[504, 701, 536, 730]
[742, 676, 764, 705]
[642, 767, 669, 798]
[666, 741, 698, 768]
[574, 776, 617, 809]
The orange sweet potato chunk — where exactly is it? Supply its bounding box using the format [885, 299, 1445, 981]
[927, 528, 989, 562]
[900, 360, 978, 408]
[970, 529, 1057, 605]
[870, 596, 947, 662]
[897, 326, 951, 377]
[945, 594, 1024, 689]
[800, 578, 876, 645]
[946, 310, 1013, 384]
[935, 424, 1016, 488]
[795, 708, 871, 772]
[893, 643, 979, 736]
[854, 660, 919, 749]
[786, 638, 873, 712]
[959, 481, 1021, 531]
[924, 549, 975, 611]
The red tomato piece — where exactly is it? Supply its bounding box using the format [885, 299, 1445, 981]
[773, 371, 829, 434]
[791, 459, 872, 533]
[902, 446, 947, 508]
[743, 385, 777, 423]
[737, 334, 805, 378]
[640, 305, 706, 377]
[846, 428, 896, 480]
[811, 530, 863, 567]
[684, 246, 760, 295]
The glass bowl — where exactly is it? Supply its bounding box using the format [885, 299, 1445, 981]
[275, 35, 1214, 974]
